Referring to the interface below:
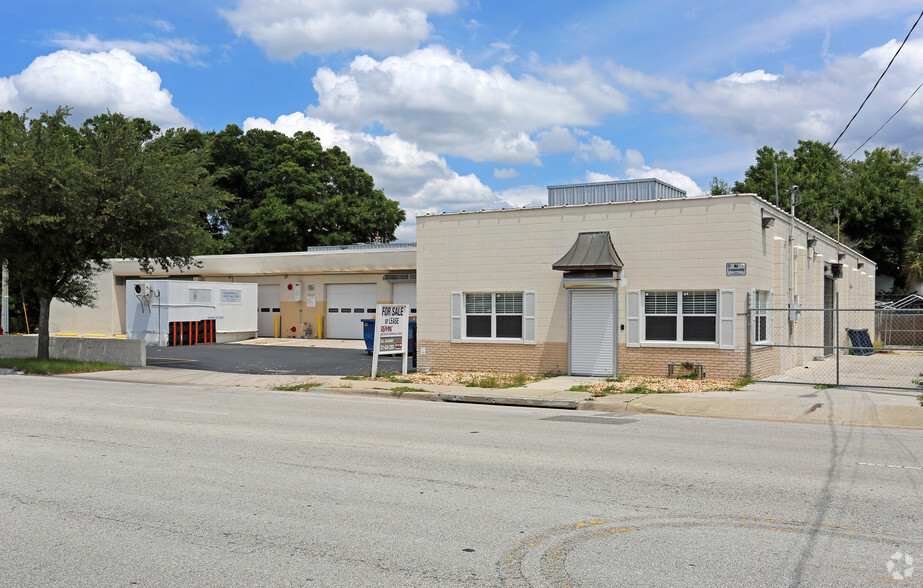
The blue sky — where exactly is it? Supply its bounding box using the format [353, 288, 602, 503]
[2, 1, 922, 240]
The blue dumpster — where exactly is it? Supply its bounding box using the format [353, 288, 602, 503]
[361, 318, 375, 355]
[361, 318, 416, 355]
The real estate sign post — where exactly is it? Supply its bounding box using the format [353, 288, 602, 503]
[371, 304, 409, 378]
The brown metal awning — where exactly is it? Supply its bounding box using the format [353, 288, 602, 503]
[552, 231, 623, 271]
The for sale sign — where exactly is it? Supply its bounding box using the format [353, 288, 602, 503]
[371, 304, 409, 377]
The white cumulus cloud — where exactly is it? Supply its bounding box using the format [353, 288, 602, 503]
[0, 49, 191, 129]
[221, 0, 456, 59]
[309, 45, 630, 164]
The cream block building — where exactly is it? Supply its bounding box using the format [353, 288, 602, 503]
[50, 245, 417, 343]
[415, 189, 876, 379]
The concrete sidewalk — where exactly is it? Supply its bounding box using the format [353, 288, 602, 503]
[59, 366, 923, 430]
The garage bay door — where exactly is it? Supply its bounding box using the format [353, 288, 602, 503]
[257, 285, 280, 337]
[569, 289, 616, 376]
[327, 284, 377, 339]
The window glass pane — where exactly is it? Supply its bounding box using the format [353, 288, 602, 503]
[496, 315, 523, 338]
[495, 293, 522, 314]
[756, 316, 767, 341]
[466, 293, 492, 314]
[683, 316, 716, 341]
[645, 316, 677, 340]
[466, 315, 491, 337]
[682, 291, 716, 314]
[645, 291, 677, 314]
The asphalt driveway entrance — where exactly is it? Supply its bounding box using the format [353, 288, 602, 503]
[146, 339, 411, 376]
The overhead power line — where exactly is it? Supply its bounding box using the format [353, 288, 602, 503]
[846, 78, 923, 160]
[831, 9, 923, 149]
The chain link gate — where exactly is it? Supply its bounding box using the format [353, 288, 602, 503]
[747, 293, 923, 390]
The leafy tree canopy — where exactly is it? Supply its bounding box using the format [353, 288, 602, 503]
[0, 108, 227, 357]
[167, 125, 406, 253]
[733, 140, 923, 277]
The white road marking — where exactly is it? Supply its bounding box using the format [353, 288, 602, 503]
[109, 404, 229, 415]
[857, 462, 923, 471]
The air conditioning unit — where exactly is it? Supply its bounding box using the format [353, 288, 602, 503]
[134, 283, 154, 296]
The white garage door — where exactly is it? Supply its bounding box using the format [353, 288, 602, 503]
[392, 282, 417, 313]
[327, 284, 377, 339]
[569, 289, 616, 377]
[257, 285, 280, 337]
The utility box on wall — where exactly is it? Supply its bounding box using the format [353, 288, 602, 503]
[126, 280, 258, 346]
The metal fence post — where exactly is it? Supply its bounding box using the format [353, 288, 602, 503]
[835, 293, 840, 388]
[745, 292, 752, 378]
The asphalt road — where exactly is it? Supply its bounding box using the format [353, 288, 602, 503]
[146, 342, 411, 376]
[2, 375, 922, 586]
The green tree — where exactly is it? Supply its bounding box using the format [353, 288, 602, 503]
[0, 108, 226, 359]
[734, 140, 846, 230]
[734, 140, 923, 278]
[707, 176, 731, 195]
[905, 229, 923, 290]
[207, 125, 405, 253]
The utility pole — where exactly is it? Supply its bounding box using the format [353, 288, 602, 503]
[1, 261, 8, 334]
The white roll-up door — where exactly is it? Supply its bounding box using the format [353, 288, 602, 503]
[257, 285, 280, 337]
[327, 284, 377, 339]
[392, 282, 416, 313]
[569, 289, 616, 376]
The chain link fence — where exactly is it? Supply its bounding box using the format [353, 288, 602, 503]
[748, 302, 923, 390]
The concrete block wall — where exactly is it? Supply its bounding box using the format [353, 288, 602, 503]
[617, 346, 746, 381]
[0, 336, 146, 367]
[418, 340, 567, 374]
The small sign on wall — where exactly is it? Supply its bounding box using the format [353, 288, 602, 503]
[726, 262, 747, 276]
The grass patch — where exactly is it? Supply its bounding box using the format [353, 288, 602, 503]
[568, 384, 591, 392]
[813, 383, 837, 390]
[273, 380, 323, 392]
[464, 372, 532, 389]
[341, 375, 364, 380]
[0, 357, 129, 375]
[390, 386, 426, 394]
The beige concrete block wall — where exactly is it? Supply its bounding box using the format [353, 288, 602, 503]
[418, 340, 567, 374]
[618, 346, 746, 381]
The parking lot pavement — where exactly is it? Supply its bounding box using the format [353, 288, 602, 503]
[146, 339, 411, 376]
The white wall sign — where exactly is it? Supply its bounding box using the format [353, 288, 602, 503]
[371, 304, 409, 377]
[221, 289, 242, 304]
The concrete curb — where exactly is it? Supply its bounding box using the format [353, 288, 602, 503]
[436, 393, 580, 409]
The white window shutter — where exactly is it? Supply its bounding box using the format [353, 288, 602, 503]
[767, 291, 774, 344]
[451, 292, 462, 342]
[719, 289, 735, 349]
[749, 289, 756, 344]
[523, 291, 536, 344]
[626, 290, 640, 347]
